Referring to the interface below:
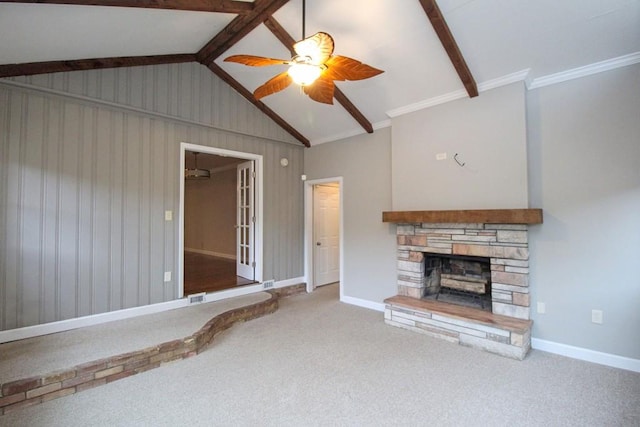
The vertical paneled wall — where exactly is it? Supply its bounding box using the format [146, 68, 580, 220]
[0, 63, 304, 331]
[8, 63, 297, 145]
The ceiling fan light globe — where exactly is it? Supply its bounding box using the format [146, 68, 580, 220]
[288, 63, 322, 86]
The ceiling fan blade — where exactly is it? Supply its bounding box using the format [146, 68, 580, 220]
[294, 32, 335, 65]
[224, 55, 288, 67]
[325, 55, 384, 81]
[254, 71, 293, 100]
[302, 75, 335, 105]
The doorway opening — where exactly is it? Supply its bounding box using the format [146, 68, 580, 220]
[304, 178, 343, 299]
[179, 143, 263, 298]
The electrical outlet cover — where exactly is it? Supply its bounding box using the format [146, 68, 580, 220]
[592, 309, 603, 324]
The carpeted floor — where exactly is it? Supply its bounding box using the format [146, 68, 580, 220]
[1, 284, 639, 426]
[0, 292, 270, 383]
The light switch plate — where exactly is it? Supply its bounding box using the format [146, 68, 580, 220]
[164, 271, 171, 282]
[165, 210, 173, 221]
[592, 309, 603, 324]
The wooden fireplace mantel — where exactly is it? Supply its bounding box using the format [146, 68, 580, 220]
[382, 209, 543, 224]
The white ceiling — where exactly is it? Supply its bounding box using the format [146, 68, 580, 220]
[1, 0, 639, 145]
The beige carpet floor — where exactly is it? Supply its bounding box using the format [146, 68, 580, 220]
[1, 284, 639, 426]
[0, 292, 270, 383]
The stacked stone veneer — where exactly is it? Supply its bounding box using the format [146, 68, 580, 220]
[0, 285, 306, 415]
[387, 222, 533, 359]
[396, 223, 531, 319]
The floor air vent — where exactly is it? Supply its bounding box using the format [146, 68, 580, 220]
[187, 292, 206, 304]
[263, 280, 275, 289]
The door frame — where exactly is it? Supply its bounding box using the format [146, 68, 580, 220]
[178, 142, 264, 298]
[304, 177, 343, 299]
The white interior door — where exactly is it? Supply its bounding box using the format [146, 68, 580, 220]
[237, 161, 255, 280]
[313, 184, 340, 286]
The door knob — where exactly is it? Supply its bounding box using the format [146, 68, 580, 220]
[316, 242, 321, 246]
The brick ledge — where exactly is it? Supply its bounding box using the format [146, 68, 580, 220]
[0, 284, 306, 415]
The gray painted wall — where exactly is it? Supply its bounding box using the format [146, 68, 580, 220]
[6, 63, 297, 145]
[391, 83, 528, 210]
[0, 62, 304, 331]
[304, 65, 639, 359]
[304, 127, 397, 303]
[527, 65, 640, 358]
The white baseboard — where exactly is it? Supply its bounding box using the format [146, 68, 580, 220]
[532, 338, 640, 373]
[0, 299, 190, 344]
[341, 295, 386, 312]
[184, 248, 236, 260]
[338, 297, 640, 373]
[0, 277, 305, 344]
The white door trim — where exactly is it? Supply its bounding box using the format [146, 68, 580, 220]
[179, 142, 264, 298]
[304, 177, 344, 300]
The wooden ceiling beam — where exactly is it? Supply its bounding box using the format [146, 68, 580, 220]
[0, 54, 196, 78]
[419, 0, 478, 97]
[206, 62, 310, 147]
[264, 16, 374, 134]
[0, 0, 254, 14]
[194, 1, 314, 146]
[263, 16, 296, 56]
[332, 88, 373, 133]
[196, 0, 290, 64]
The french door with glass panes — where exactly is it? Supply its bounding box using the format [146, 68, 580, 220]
[236, 161, 255, 280]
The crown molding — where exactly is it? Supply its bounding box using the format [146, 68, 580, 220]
[386, 89, 468, 118]
[478, 69, 531, 92]
[384, 51, 640, 121]
[386, 69, 531, 119]
[528, 52, 640, 89]
[303, 52, 640, 146]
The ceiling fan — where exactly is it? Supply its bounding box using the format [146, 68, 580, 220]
[223, 1, 383, 105]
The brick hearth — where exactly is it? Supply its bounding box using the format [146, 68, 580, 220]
[384, 296, 532, 359]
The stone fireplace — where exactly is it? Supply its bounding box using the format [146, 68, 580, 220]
[382, 209, 542, 360]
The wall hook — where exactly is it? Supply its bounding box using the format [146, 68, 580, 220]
[454, 153, 466, 167]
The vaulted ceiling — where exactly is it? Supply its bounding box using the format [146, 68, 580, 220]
[1, 0, 638, 146]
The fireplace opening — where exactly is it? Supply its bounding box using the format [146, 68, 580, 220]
[423, 253, 492, 312]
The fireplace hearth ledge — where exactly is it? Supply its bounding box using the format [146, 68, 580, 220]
[384, 296, 532, 360]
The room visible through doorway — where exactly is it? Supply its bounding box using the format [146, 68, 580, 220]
[182, 148, 258, 295]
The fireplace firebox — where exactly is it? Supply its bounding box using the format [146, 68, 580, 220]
[424, 254, 492, 311]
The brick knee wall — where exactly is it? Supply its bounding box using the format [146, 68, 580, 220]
[0, 284, 307, 415]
